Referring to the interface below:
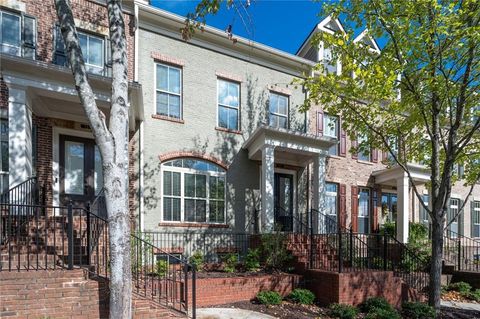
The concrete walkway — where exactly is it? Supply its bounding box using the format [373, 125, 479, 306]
[196, 308, 277, 319]
[441, 300, 480, 311]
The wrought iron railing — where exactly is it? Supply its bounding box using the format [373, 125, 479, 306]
[443, 229, 480, 272]
[0, 176, 39, 205]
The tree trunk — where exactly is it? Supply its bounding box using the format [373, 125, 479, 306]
[429, 213, 444, 316]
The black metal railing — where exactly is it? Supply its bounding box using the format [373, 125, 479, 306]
[90, 188, 107, 219]
[0, 176, 39, 206]
[443, 229, 480, 272]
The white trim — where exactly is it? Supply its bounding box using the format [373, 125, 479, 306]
[217, 78, 240, 131]
[154, 62, 182, 119]
[52, 127, 94, 207]
[274, 167, 297, 221]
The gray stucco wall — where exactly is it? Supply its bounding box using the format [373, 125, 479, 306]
[138, 27, 308, 233]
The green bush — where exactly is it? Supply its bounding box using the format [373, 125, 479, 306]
[222, 253, 238, 273]
[156, 260, 168, 277]
[260, 229, 291, 270]
[244, 248, 261, 272]
[189, 251, 204, 272]
[380, 221, 396, 237]
[256, 291, 282, 305]
[467, 289, 480, 302]
[402, 302, 435, 319]
[447, 281, 472, 294]
[328, 303, 358, 319]
[360, 297, 394, 313]
[365, 307, 400, 319]
[288, 288, 315, 305]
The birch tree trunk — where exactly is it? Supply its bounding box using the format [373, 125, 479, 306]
[54, 0, 132, 318]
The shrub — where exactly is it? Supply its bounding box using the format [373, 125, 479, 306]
[256, 291, 282, 305]
[380, 221, 396, 237]
[260, 229, 291, 270]
[447, 281, 472, 294]
[328, 303, 358, 319]
[189, 251, 204, 272]
[360, 297, 394, 313]
[156, 260, 168, 277]
[467, 289, 480, 302]
[402, 302, 435, 319]
[365, 308, 400, 319]
[288, 288, 315, 305]
[222, 253, 238, 273]
[244, 248, 261, 272]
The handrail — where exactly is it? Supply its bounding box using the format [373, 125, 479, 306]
[0, 176, 38, 204]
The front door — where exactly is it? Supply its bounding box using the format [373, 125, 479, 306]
[274, 173, 293, 232]
[59, 135, 103, 207]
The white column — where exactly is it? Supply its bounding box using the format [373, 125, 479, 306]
[396, 174, 410, 243]
[261, 145, 275, 233]
[312, 153, 327, 233]
[8, 86, 32, 188]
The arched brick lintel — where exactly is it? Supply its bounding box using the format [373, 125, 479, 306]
[158, 151, 229, 170]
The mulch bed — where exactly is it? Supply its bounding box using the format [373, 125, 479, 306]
[211, 300, 480, 318]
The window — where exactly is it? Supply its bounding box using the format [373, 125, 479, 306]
[54, 27, 106, 75]
[269, 92, 288, 129]
[218, 79, 240, 130]
[156, 63, 181, 118]
[357, 134, 371, 162]
[381, 193, 397, 223]
[358, 188, 370, 234]
[0, 10, 35, 58]
[473, 201, 480, 238]
[323, 182, 338, 233]
[386, 136, 398, 163]
[453, 163, 465, 179]
[324, 114, 339, 155]
[0, 119, 8, 193]
[162, 158, 226, 224]
[322, 45, 337, 74]
[448, 198, 460, 237]
[420, 194, 430, 224]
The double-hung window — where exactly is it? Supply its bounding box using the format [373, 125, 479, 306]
[357, 134, 371, 162]
[323, 182, 338, 233]
[218, 79, 240, 130]
[448, 198, 460, 238]
[322, 45, 337, 74]
[324, 114, 339, 155]
[420, 194, 430, 224]
[473, 201, 480, 238]
[0, 10, 35, 58]
[162, 158, 226, 224]
[54, 27, 106, 75]
[358, 188, 370, 234]
[156, 63, 182, 119]
[269, 92, 288, 129]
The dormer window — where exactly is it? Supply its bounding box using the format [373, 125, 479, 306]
[322, 45, 337, 74]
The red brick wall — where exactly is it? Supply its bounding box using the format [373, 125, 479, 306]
[33, 116, 54, 206]
[306, 269, 403, 307]
[190, 273, 302, 307]
[0, 77, 8, 109]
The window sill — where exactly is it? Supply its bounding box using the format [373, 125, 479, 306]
[357, 160, 374, 165]
[327, 154, 344, 160]
[158, 222, 229, 229]
[215, 126, 242, 135]
[151, 114, 184, 124]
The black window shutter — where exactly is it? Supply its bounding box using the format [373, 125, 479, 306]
[54, 25, 68, 66]
[471, 201, 475, 237]
[22, 15, 36, 59]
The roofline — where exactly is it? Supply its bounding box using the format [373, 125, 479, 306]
[136, 1, 315, 70]
[295, 24, 318, 55]
[295, 15, 346, 56]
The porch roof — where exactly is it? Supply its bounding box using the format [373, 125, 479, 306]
[242, 125, 336, 164]
[0, 53, 143, 131]
[372, 163, 430, 186]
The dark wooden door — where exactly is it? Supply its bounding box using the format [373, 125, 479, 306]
[274, 173, 294, 232]
[59, 135, 103, 207]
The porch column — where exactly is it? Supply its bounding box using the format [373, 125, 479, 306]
[261, 145, 275, 232]
[312, 153, 327, 233]
[396, 174, 409, 243]
[8, 86, 32, 188]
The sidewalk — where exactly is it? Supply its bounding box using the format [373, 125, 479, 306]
[441, 300, 480, 311]
[197, 308, 277, 319]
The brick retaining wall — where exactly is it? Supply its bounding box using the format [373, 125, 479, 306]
[191, 273, 302, 307]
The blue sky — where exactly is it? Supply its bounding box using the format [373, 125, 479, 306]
[150, 0, 326, 54]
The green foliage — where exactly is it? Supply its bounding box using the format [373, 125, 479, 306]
[256, 291, 282, 305]
[466, 289, 480, 302]
[360, 297, 394, 313]
[155, 260, 168, 277]
[244, 248, 261, 272]
[260, 230, 291, 270]
[447, 281, 472, 294]
[288, 288, 315, 305]
[222, 253, 238, 273]
[130, 232, 154, 274]
[402, 302, 435, 319]
[380, 221, 396, 237]
[328, 303, 359, 319]
[364, 307, 400, 319]
[189, 251, 204, 272]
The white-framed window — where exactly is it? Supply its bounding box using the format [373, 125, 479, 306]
[156, 63, 182, 119]
[357, 134, 371, 162]
[324, 113, 339, 155]
[358, 188, 370, 234]
[269, 92, 288, 129]
[54, 27, 105, 75]
[448, 198, 460, 237]
[0, 119, 8, 193]
[323, 182, 338, 233]
[161, 158, 226, 224]
[386, 136, 398, 163]
[472, 201, 480, 238]
[420, 194, 429, 224]
[217, 79, 240, 130]
[0, 10, 35, 58]
[322, 45, 337, 74]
